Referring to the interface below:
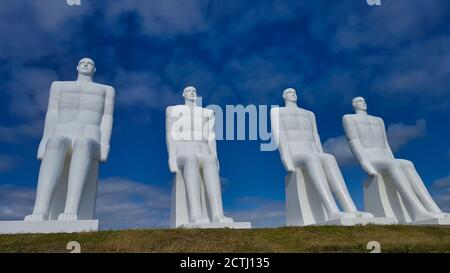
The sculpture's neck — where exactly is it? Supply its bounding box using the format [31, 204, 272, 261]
[285, 101, 297, 109]
[77, 74, 93, 83]
[356, 109, 368, 116]
[185, 100, 196, 108]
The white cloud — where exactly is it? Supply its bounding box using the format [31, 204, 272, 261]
[227, 197, 285, 228]
[0, 177, 171, 230]
[324, 119, 427, 166]
[0, 177, 287, 229]
[432, 175, 450, 212]
[0, 122, 43, 143]
[0, 185, 35, 220]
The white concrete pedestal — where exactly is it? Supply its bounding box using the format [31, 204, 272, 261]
[363, 175, 450, 225]
[170, 172, 252, 229]
[286, 169, 394, 226]
[0, 220, 99, 234]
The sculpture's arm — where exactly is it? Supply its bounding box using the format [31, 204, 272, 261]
[310, 112, 324, 153]
[37, 82, 59, 160]
[206, 111, 220, 170]
[166, 107, 179, 173]
[270, 108, 295, 172]
[100, 86, 115, 162]
[343, 115, 377, 176]
[380, 118, 395, 158]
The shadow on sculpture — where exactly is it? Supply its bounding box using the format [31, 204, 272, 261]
[166, 86, 251, 229]
[0, 58, 116, 234]
[343, 97, 449, 225]
[271, 88, 394, 226]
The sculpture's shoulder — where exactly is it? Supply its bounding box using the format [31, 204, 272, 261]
[165, 104, 185, 116]
[367, 114, 383, 124]
[202, 107, 214, 117]
[98, 83, 115, 95]
[343, 114, 356, 123]
[301, 108, 316, 120]
[50, 80, 73, 89]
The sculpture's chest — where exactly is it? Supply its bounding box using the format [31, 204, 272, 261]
[280, 109, 313, 132]
[58, 83, 106, 112]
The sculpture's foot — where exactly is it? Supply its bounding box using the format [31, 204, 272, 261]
[414, 211, 438, 222]
[328, 212, 356, 221]
[213, 216, 234, 224]
[191, 216, 210, 224]
[431, 212, 447, 219]
[24, 213, 47, 222]
[58, 213, 78, 221]
[353, 211, 374, 219]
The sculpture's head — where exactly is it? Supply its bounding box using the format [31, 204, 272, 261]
[183, 86, 197, 102]
[283, 88, 297, 103]
[77, 57, 96, 77]
[352, 96, 367, 112]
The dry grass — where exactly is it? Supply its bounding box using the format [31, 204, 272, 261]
[0, 225, 449, 253]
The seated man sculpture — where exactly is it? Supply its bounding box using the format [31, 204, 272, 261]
[166, 86, 249, 228]
[343, 97, 449, 224]
[25, 58, 115, 222]
[271, 88, 373, 226]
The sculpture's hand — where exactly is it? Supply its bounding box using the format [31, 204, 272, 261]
[37, 141, 46, 160]
[169, 157, 179, 173]
[362, 162, 377, 177]
[100, 144, 110, 162]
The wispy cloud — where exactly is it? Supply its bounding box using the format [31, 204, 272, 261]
[432, 175, 450, 212]
[228, 197, 285, 228]
[0, 155, 21, 173]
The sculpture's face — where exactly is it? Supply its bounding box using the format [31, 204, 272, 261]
[283, 88, 297, 103]
[183, 86, 197, 102]
[77, 58, 96, 76]
[352, 97, 367, 111]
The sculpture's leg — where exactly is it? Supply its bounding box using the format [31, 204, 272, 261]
[180, 156, 208, 224]
[319, 154, 358, 213]
[25, 136, 71, 221]
[399, 160, 443, 215]
[301, 157, 347, 220]
[377, 162, 435, 221]
[200, 155, 233, 223]
[58, 138, 100, 221]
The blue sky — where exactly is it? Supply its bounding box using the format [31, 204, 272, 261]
[0, 0, 449, 229]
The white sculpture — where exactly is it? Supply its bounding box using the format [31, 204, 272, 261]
[166, 86, 250, 229]
[1, 58, 114, 234]
[271, 88, 390, 226]
[343, 97, 450, 225]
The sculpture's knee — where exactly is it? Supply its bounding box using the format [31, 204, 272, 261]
[398, 159, 414, 168]
[46, 135, 71, 151]
[202, 155, 217, 166]
[304, 155, 321, 167]
[321, 153, 337, 164]
[73, 138, 100, 155]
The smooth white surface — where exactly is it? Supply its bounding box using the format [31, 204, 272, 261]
[0, 220, 99, 234]
[166, 86, 238, 228]
[272, 88, 374, 226]
[344, 97, 449, 224]
[24, 58, 115, 222]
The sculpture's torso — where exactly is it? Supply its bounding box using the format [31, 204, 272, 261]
[168, 105, 214, 156]
[279, 107, 320, 154]
[53, 81, 108, 143]
[346, 113, 393, 160]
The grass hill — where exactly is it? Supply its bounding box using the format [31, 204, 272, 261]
[0, 225, 449, 253]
